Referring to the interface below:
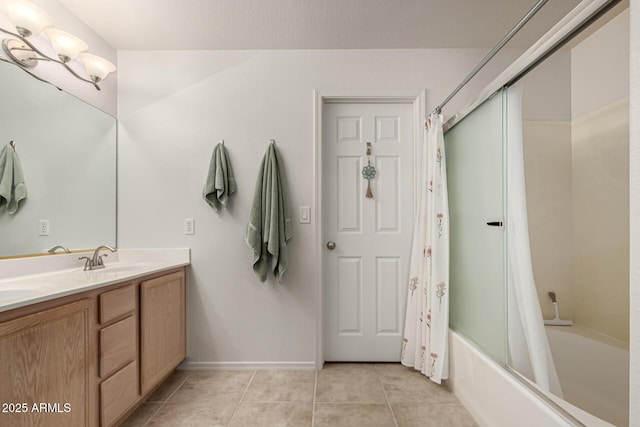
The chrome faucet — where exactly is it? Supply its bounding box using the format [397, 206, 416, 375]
[48, 245, 71, 254]
[79, 245, 117, 271]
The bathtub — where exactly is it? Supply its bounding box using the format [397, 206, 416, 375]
[448, 329, 624, 427]
[545, 326, 629, 427]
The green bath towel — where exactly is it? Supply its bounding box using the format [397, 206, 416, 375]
[203, 142, 236, 212]
[246, 142, 292, 282]
[0, 144, 27, 214]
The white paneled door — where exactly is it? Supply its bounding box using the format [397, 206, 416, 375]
[323, 101, 414, 361]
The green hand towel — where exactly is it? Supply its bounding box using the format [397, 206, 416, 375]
[203, 142, 237, 212]
[246, 142, 292, 282]
[0, 144, 27, 214]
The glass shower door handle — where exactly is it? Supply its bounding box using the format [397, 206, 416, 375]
[486, 221, 504, 227]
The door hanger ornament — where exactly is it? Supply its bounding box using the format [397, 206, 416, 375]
[361, 142, 376, 199]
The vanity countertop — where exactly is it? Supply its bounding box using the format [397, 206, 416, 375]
[0, 248, 190, 313]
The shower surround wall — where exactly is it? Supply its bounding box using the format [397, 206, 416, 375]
[571, 98, 629, 343]
[523, 120, 573, 321]
[115, 48, 525, 367]
[522, 10, 630, 344]
[570, 10, 629, 343]
[520, 50, 574, 323]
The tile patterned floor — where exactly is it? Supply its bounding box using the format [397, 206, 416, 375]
[121, 363, 478, 427]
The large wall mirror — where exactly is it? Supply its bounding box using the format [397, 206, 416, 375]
[0, 60, 116, 258]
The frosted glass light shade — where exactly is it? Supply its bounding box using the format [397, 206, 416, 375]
[44, 28, 88, 62]
[79, 53, 115, 82]
[3, 0, 52, 37]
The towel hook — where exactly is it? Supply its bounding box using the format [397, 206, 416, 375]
[220, 139, 224, 146]
[270, 139, 276, 145]
[9, 140, 16, 150]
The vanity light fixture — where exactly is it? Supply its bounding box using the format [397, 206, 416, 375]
[0, 0, 115, 90]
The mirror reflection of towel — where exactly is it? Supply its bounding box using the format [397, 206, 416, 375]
[203, 142, 236, 212]
[245, 142, 292, 283]
[0, 144, 27, 214]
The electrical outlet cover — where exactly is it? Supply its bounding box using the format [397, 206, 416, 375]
[39, 219, 50, 236]
[184, 218, 195, 235]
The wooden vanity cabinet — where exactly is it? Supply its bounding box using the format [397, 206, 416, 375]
[140, 271, 186, 395]
[0, 299, 91, 427]
[0, 267, 187, 427]
[99, 269, 186, 426]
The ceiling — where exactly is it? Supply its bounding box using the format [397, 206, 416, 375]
[58, 0, 582, 51]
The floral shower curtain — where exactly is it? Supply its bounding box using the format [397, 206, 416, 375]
[401, 113, 449, 383]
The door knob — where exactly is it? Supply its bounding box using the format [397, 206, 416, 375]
[326, 241, 336, 250]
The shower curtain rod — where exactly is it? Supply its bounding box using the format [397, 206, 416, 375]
[432, 0, 548, 116]
[442, 0, 620, 132]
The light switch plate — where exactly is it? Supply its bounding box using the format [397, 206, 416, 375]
[299, 206, 310, 224]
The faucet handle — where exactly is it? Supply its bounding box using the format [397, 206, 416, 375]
[97, 253, 108, 266]
[78, 256, 91, 271]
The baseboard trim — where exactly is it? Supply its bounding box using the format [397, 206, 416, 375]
[178, 361, 317, 370]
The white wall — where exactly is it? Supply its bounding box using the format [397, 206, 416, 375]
[116, 48, 524, 366]
[628, 0, 640, 423]
[0, 0, 116, 115]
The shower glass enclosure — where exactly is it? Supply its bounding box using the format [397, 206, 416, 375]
[444, 6, 630, 425]
[446, 89, 507, 365]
